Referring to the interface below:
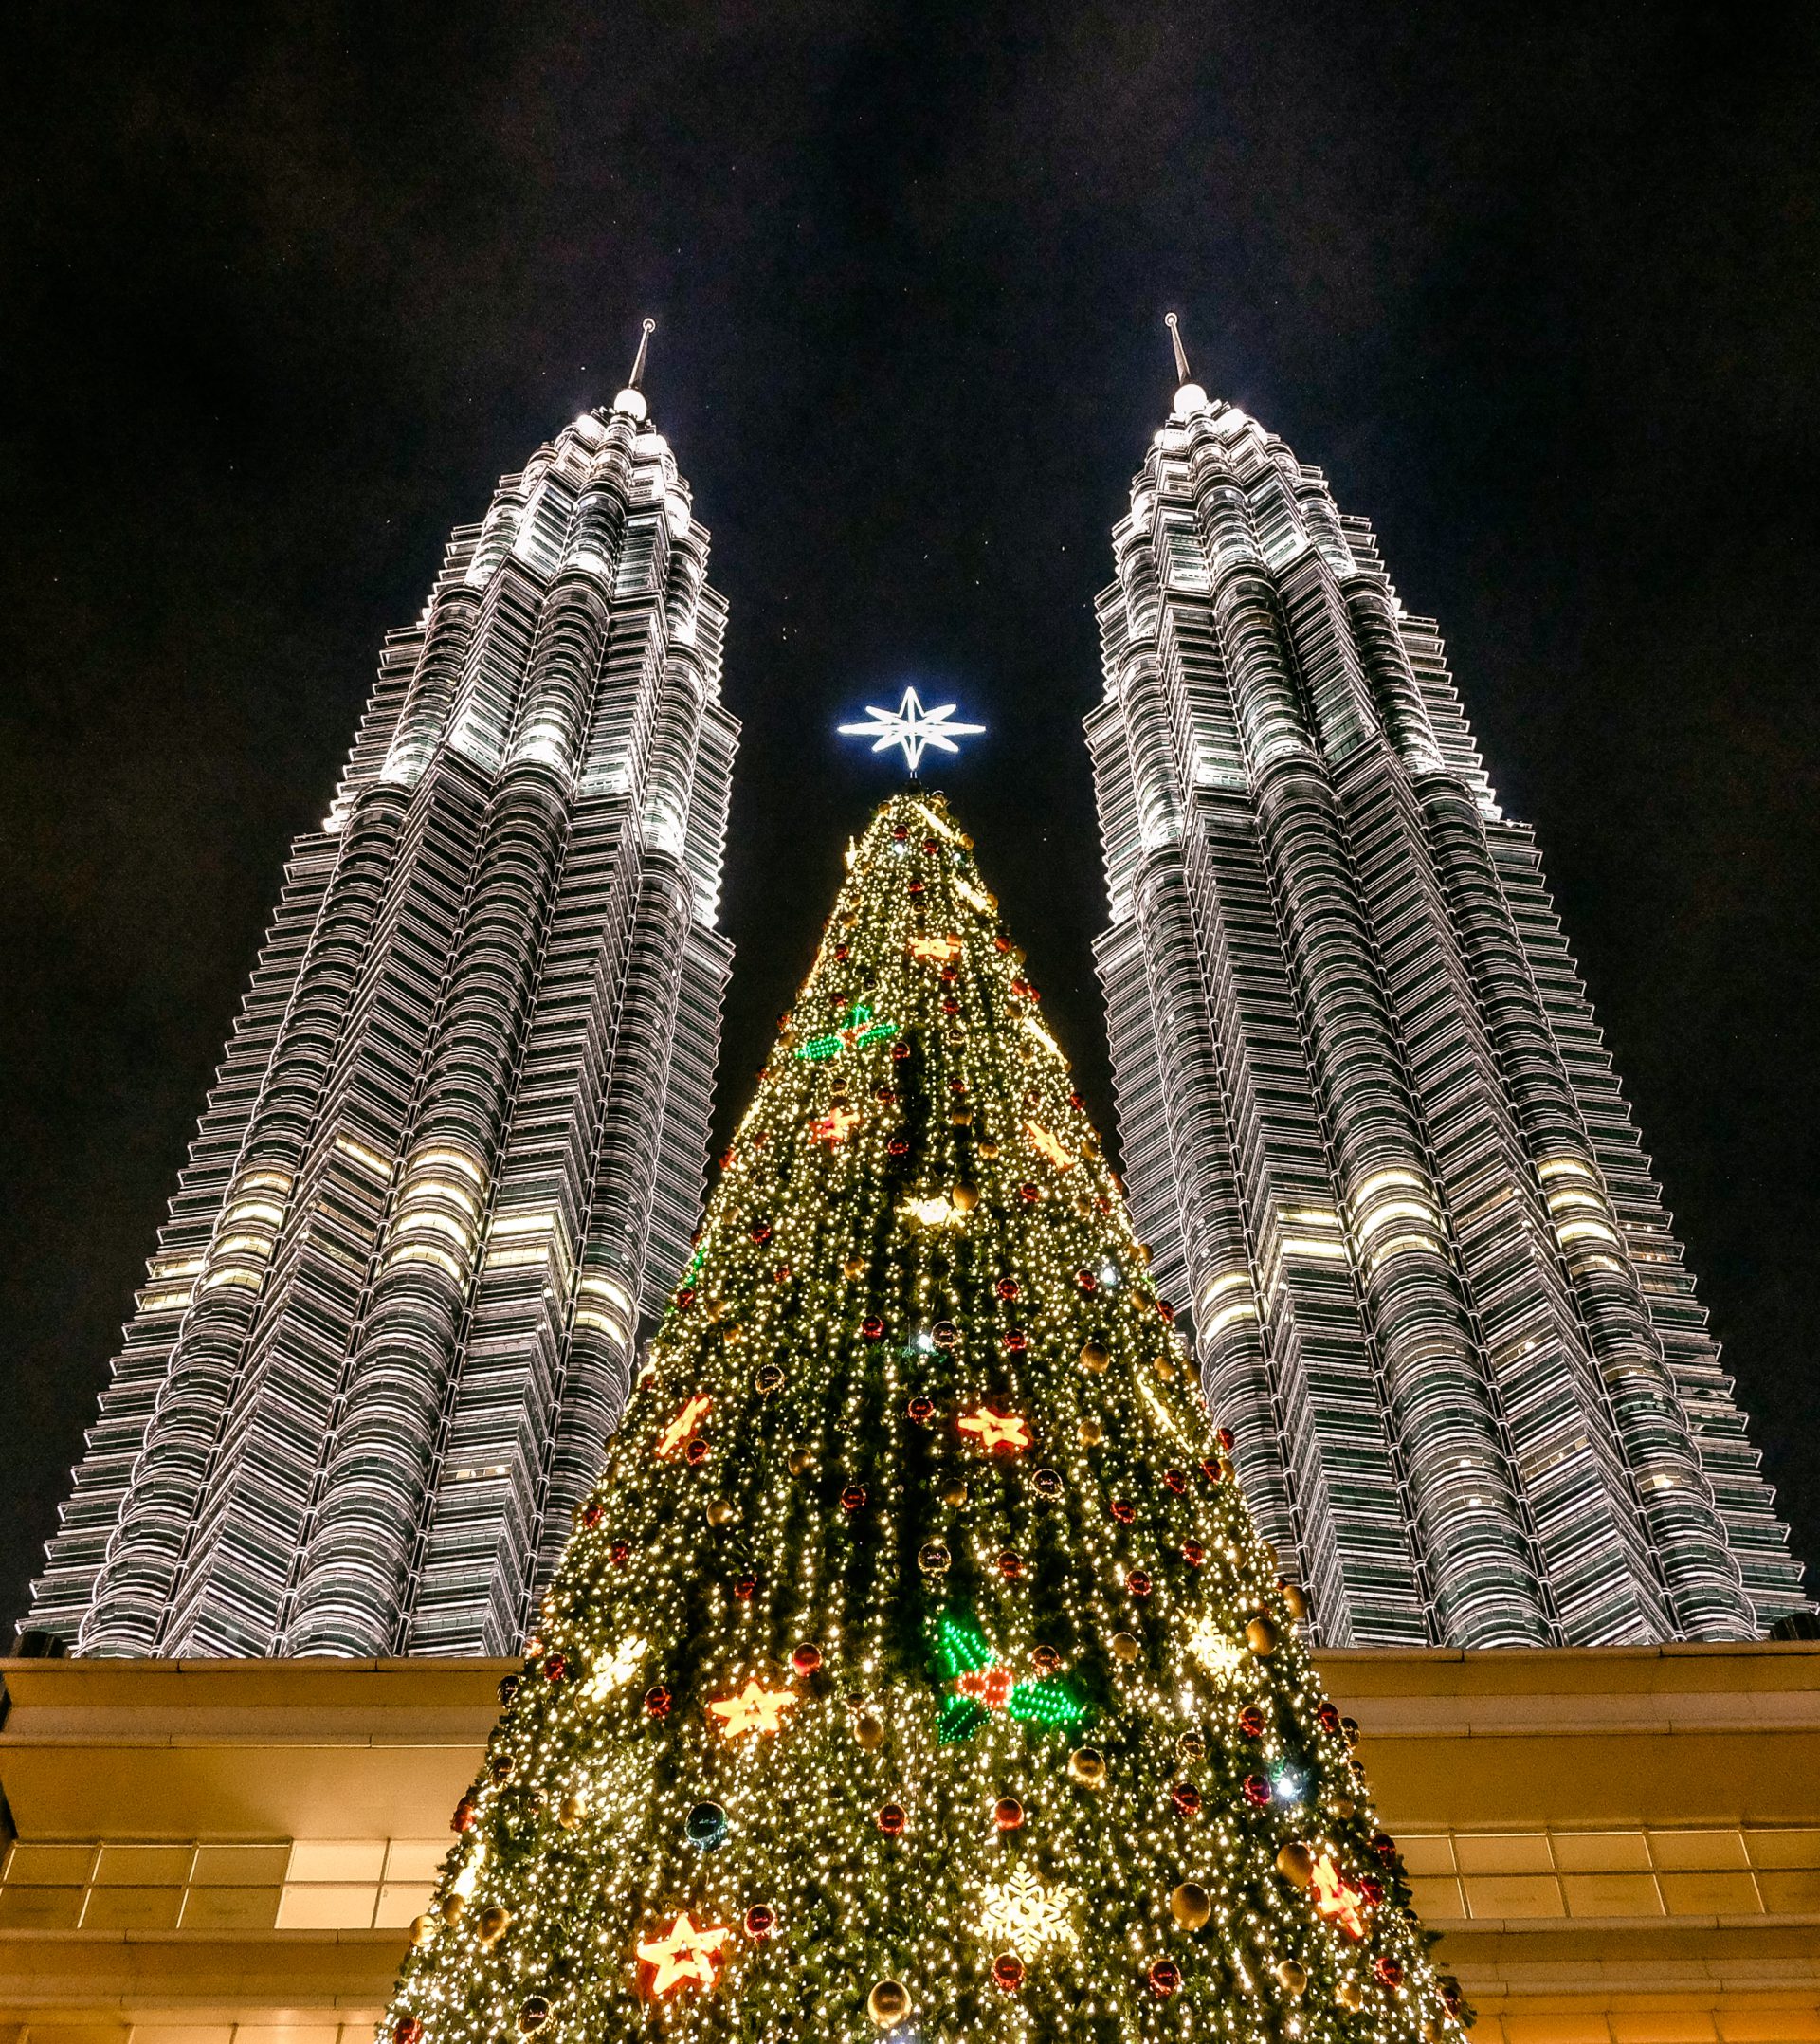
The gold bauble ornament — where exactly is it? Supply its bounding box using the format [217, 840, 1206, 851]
[1280, 1580, 1309, 1622]
[854, 1711, 886, 1750]
[917, 1540, 953, 1575]
[1153, 1357, 1176, 1380]
[976, 1140, 1000, 1159]
[950, 1108, 973, 1126]
[705, 1295, 729, 1322]
[1079, 1416, 1104, 1446]
[477, 1904, 511, 1946]
[558, 1793, 586, 1829]
[410, 1912, 437, 1947]
[867, 1980, 911, 2028]
[707, 1499, 737, 1525]
[755, 1363, 785, 1396]
[1275, 1959, 1307, 1997]
[1275, 1841, 1314, 1888]
[788, 1448, 815, 1475]
[1169, 1881, 1211, 1930]
[1068, 1745, 1107, 1788]
[1336, 1978, 1365, 2012]
[1110, 1631, 1142, 1663]
[843, 1258, 867, 1281]
[942, 1483, 969, 1507]
[1078, 1341, 1109, 1373]
[950, 1183, 978, 1213]
[1246, 1615, 1280, 1656]
[719, 1323, 745, 1345]
[442, 1894, 466, 1926]
[1176, 1731, 1206, 1763]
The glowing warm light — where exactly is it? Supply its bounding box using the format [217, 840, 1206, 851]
[637, 1911, 731, 1996]
[908, 934, 962, 963]
[656, 1393, 712, 1459]
[1024, 1121, 1075, 1170]
[957, 1407, 1032, 1454]
[1311, 1854, 1369, 1940]
[1188, 1616, 1248, 1686]
[980, 1867, 1079, 1954]
[580, 1635, 646, 1701]
[706, 1677, 799, 1739]
[810, 1106, 863, 1146]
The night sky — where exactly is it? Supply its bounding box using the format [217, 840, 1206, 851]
[4, 3, 1816, 1631]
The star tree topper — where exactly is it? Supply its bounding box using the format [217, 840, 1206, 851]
[840, 686, 985, 772]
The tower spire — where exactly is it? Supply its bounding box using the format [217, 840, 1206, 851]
[611, 318, 657, 421]
[1165, 309, 1191, 384]
[628, 316, 655, 391]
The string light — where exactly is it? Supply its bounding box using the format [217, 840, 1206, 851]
[377, 792, 1467, 2044]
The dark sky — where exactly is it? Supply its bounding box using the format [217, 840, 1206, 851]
[3, 2, 1816, 1629]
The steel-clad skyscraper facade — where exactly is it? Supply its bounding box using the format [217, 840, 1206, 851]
[1088, 358, 1807, 1649]
[32, 376, 737, 1658]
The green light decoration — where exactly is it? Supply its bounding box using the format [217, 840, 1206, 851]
[929, 1610, 1086, 1743]
[794, 998, 899, 1061]
[376, 790, 1469, 2044]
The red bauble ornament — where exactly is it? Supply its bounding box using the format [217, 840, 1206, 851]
[745, 1904, 774, 1940]
[939, 964, 958, 983]
[921, 838, 938, 854]
[994, 936, 1012, 953]
[1031, 1644, 1061, 1674]
[1373, 1831, 1397, 1863]
[892, 825, 909, 841]
[997, 1548, 1026, 1581]
[645, 1685, 673, 1718]
[1199, 1457, 1224, 1486]
[1181, 1540, 1205, 1567]
[1110, 1498, 1136, 1524]
[1238, 1706, 1265, 1738]
[684, 1437, 710, 1467]
[1359, 1874, 1385, 1905]
[1171, 1779, 1203, 1816]
[834, 943, 849, 960]
[675, 1287, 695, 1309]
[452, 1796, 477, 1833]
[1068, 1090, 1085, 1110]
[1319, 1702, 1342, 1735]
[940, 998, 959, 1015]
[1373, 1957, 1404, 1989]
[995, 1277, 1020, 1300]
[876, 1802, 907, 1837]
[1126, 1569, 1153, 1599]
[792, 1642, 823, 1675]
[841, 1486, 868, 1512]
[1163, 1468, 1188, 1495]
[861, 1316, 886, 1341]
[892, 1042, 911, 1061]
[542, 1653, 567, 1683]
[907, 881, 925, 896]
[992, 1954, 1026, 1995]
[750, 1219, 773, 1244]
[1148, 1961, 1181, 1998]
[993, 1797, 1025, 1831]
[1157, 1300, 1175, 1323]
[1242, 1774, 1271, 1807]
[581, 1500, 605, 1528]
[1001, 1327, 1028, 1352]
[394, 2019, 425, 2044]
[906, 1396, 936, 1425]
[1076, 1268, 1098, 1292]
[734, 1574, 758, 1599]
[1017, 1182, 1039, 1204]
[773, 1265, 791, 1285]
[1216, 1426, 1235, 1451]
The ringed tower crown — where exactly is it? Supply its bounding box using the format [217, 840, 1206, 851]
[33, 335, 739, 1659]
[1085, 319, 1808, 1648]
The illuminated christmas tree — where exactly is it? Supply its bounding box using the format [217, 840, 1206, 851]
[383, 789, 1466, 2044]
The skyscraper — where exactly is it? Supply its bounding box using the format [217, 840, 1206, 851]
[1087, 329, 1807, 1649]
[30, 352, 738, 1659]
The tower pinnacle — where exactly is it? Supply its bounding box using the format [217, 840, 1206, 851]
[612, 317, 657, 420]
[1164, 310, 1210, 415]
